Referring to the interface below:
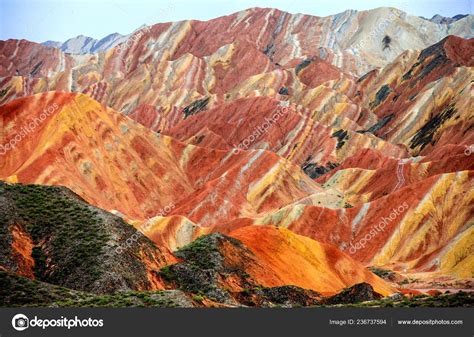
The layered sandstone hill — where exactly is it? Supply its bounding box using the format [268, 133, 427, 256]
[1, 8, 472, 112]
[0, 87, 471, 282]
[0, 182, 393, 306]
[0, 6, 473, 306]
[158, 226, 393, 306]
[0, 92, 341, 221]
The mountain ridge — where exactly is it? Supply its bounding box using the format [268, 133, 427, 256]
[0, 5, 472, 307]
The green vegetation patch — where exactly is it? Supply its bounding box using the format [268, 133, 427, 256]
[0, 271, 192, 308]
[1, 183, 109, 290]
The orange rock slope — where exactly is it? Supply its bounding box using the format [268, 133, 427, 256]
[0, 92, 335, 223]
[229, 226, 393, 295]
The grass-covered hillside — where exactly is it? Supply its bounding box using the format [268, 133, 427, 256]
[0, 182, 171, 294]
